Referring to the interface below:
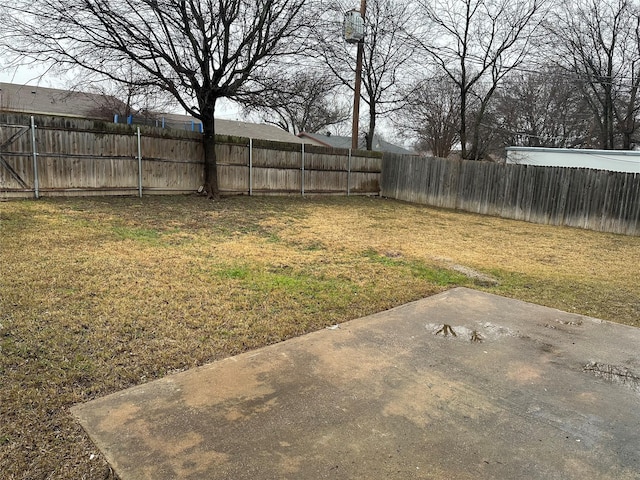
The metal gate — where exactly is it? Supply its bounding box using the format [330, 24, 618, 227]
[0, 117, 39, 198]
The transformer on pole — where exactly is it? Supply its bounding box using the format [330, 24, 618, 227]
[343, 10, 365, 44]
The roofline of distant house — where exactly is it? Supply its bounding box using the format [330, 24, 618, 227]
[0, 107, 108, 120]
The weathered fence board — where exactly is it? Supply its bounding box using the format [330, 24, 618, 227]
[1, 114, 382, 198]
[381, 153, 640, 236]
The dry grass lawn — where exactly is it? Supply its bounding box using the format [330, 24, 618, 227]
[1, 195, 639, 479]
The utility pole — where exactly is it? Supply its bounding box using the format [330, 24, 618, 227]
[351, 0, 366, 150]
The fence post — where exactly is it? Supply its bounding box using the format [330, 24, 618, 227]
[347, 149, 352, 196]
[249, 138, 253, 196]
[30, 116, 39, 199]
[137, 127, 143, 198]
[301, 142, 305, 197]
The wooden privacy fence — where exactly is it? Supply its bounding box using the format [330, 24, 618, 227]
[382, 153, 640, 236]
[0, 114, 203, 198]
[0, 113, 381, 198]
[216, 135, 380, 196]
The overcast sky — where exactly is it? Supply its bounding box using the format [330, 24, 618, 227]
[0, 63, 62, 87]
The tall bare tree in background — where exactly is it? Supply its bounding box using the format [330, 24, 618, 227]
[395, 75, 460, 157]
[547, 0, 640, 150]
[241, 71, 350, 134]
[2, 0, 309, 198]
[313, 0, 415, 150]
[411, 0, 545, 160]
[492, 67, 596, 149]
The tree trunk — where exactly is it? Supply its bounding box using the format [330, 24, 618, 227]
[460, 88, 468, 159]
[604, 83, 615, 149]
[366, 103, 376, 150]
[201, 100, 220, 199]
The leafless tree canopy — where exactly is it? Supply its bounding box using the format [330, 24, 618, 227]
[3, 0, 309, 196]
[491, 69, 595, 149]
[241, 71, 350, 135]
[547, 0, 640, 150]
[395, 76, 460, 158]
[411, 0, 546, 160]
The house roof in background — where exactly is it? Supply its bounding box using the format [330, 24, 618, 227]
[0, 82, 123, 119]
[298, 131, 414, 154]
[215, 118, 305, 144]
[160, 113, 304, 144]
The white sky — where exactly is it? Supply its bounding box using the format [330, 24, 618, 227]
[0, 64, 61, 87]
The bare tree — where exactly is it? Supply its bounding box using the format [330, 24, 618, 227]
[67, 65, 177, 120]
[3, 0, 309, 197]
[313, 0, 415, 150]
[395, 75, 460, 158]
[412, 0, 546, 160]
[548, 0, 640, 150]
[492, 68, 596, 149]
[241, 70, 350, 134]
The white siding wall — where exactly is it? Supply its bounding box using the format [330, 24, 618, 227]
[506, 147, 640, 174]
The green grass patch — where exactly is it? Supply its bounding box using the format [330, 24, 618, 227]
[112, 225, 161, 243]
[216, 265, 251, 280]
[363, 249, 469, 286]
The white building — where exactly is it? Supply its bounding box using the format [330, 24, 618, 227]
[506, 146, 640, 174]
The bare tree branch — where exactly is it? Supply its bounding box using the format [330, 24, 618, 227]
[2, 0, 310, 197]
[411, 0, 546, 160]
[241, 71, 350, 135]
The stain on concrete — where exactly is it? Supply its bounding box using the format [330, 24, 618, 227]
[583, 362, 640, 394]
[507, 362, 544, 384]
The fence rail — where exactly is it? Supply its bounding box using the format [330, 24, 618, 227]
[0, 114, 382, 198]
[381, 153, 640, 236]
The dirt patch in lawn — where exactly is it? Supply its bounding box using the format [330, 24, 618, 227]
[1, 195, 638, 479]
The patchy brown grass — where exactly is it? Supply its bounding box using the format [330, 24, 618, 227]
[0, 195, 638, 479]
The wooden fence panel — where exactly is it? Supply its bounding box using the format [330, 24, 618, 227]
[216, 143, 248, 166]
[251, 166, 302, 194]
[0, 123, 34, 195]
[349, 172, 380, 194]
[350, 154, 382, 173]
[218, 164, 249, 194]
[252, 147, 301, 170]
[305, 151, 347, 172]
[144, 158, 203, 193]
[305, 170, 346, 194]
[1, 114, 382, 198]
[0, 155, 32, 191]
[381, 153, 640, 236]
[380, 153, 399, 199]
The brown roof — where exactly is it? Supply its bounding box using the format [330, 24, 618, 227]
[214, 118, 305, 143]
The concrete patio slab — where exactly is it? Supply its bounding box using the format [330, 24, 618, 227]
[71, 288, 640, 479]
